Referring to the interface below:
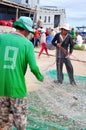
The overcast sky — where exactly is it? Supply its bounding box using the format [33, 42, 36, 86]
[40, 0, 86, 27]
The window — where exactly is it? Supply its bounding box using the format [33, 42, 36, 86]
[48, 16, 50, 22]
[26, 0, 28, 3]
[44, 16, 47, 23]
[37, 0, 39, 4]
[39, 16, 41, 19]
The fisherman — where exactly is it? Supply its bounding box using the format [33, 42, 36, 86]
[52, 23, 76, 86]
[0, 16, 44, 130]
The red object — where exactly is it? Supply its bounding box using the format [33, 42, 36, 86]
[45, 28, 49, 36]
[0, 20, 12, 27]
[38, 43, 49, 57]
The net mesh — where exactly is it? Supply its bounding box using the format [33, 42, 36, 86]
[13, 70, 86, 130]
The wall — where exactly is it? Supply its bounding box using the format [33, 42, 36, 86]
[9, 0, 39, 8]
[36, 8, 66, 29]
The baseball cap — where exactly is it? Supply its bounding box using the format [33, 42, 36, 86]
[13, 16, 34, 34]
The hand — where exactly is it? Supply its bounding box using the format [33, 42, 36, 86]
[43, 76, 46, 82]
[65, 53, 71, 58]
[57, 43, 61, 48]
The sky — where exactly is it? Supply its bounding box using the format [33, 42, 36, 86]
[40, 0, 86, 27]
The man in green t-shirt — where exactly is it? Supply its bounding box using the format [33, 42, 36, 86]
[0, 16, 44, 130]
[70, 27, 76, 39]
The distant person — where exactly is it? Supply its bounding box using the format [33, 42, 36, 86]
[45, 28, 49, 37]
[70, 27, 76, 39]
[75, 31, 83, 46]
[52, 23, 76, 86]
[46, 28, 56, 50]
[37, 18, 43, 28]
[73, 31, 85, 50]
[46, 28, 54, 44]
[38, 28, 50, 58]
[0, 16, 44, 130]
[34, 28, 41, 47]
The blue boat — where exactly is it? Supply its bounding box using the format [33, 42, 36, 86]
[76, 26, 86, 36]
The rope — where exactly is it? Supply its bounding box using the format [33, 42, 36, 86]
[35, 48, 86, 71]
[35, 50, 86, 63]
[60, 46, 86, 63]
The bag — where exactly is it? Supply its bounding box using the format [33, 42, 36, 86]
[46, 44, 56, 50]
[46, 35, 56, 50]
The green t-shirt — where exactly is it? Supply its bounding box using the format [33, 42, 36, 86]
[0, 33, 44, 98]
[71, 30, 76, 39]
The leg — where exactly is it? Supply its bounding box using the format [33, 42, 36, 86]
[36, 38, 39, 47]
[38, 47, 43, 57]
[0, 97, 10, 130]
[34, 38, 38, 47]
[10, 97, 28, 130]
[56, 58, 64, 83]
[38, 43, 44, 57]
[64, 58, 76, 85]
[44, 46, 49, 56]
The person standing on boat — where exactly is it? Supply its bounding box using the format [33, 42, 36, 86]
[52, 23, 76, 86]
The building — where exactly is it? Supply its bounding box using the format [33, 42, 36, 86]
[0, 0, 66, 28]
[37, 6, 66, 28]
[0, 0, 36, 21]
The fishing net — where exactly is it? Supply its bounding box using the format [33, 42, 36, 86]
[13, 70, 86, 130]
[46, 69, 86, 82]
